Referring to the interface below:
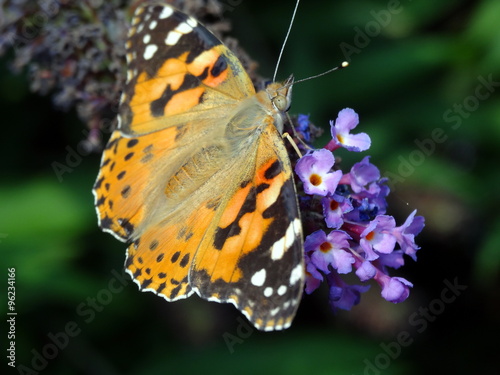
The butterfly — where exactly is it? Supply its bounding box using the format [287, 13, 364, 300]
[92, 2, 304, 331]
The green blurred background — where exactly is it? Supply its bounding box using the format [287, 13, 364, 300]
[1, 0, 498, 373]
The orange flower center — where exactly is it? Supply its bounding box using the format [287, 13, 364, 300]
[320, 242, 332, 252]
[329, 200, 339, 210]
[309, 174, 322, 186]
[365, 231, 375, 241]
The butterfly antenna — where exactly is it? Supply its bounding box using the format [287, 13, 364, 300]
[273, 0, 301, 82]
[293, 61, 349, 85]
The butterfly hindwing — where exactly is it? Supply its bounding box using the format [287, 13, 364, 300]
[191, 122, 304, 331]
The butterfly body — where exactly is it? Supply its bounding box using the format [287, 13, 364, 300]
[93, 3, 304, 331]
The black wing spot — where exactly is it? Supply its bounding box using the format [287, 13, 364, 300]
[127, 139, 139, 148]
[141, 278, 152, 289]
[210, 54, 227, 77]
[125, 254, 134, 268]
[133, 268, 142, 278]
[170, 284, 182, 299]
[171, 251, 181, 263]
[256, 183, 270, 194]
[156, 253, 164, 262]
[121, 185, 131, 198]
[118, 218, 134, 236]
[149, 239, 159, 251]
[124, 152, 134, 161]
[117, 171, 126, 180]
[264, 160, 282, 180]
[96, 196, 106, 207]
[157, 282, 166, 293]
[94, 177, 104, 190]
[100, 216, 113, 230]
[179, 253, 190, 268]
[158, 272, 167, 279]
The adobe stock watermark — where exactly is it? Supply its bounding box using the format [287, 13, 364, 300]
[51, 116, 116, 183]
[223, 316, 255, 354]
[362, 277, 467, 375]
[220, 0, 243, 14]
[3, 0, 60, 53]
[15, 268, 130, 375]
[384, 73, 500, 192]
[340, 0, 407, 62]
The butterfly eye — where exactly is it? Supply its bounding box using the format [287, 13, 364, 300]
[272, 95, 289, 112]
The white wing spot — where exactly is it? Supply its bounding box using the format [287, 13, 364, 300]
[143, 34, 151, 44]
[270, 306, 280, 316]
[176, 21, 193, 33]
[294, 217, 302, 234]
[289, 264, 303, 285]
[159, 6, 174, 19]
[143, 44, 158, 60]
[270, 237, 285, 260]
[251, 269, 266, 287]
[131, 16, 140, 26]
[277, 285, 287, 296]
[263, 287, 273, 297]
[149, 20, 158, 30]
[165, 31, 182, 46]
[187, 17, 197, 28]
[271, 218, 301, 261]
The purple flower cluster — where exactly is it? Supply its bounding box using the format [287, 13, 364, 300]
[295, 108, 424, 312]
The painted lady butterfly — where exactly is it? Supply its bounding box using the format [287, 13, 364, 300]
[93, 2, 304, 331]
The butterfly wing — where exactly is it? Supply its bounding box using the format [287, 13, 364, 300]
[121, 3, 255, 135]
[190, 120, 304, 331]
[93, 3, 304, 330]
[94, 3, 255, 241]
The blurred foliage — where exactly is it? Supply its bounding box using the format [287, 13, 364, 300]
[1, 0, 498, 374]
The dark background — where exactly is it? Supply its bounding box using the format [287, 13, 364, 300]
[1, 0, 498, 374]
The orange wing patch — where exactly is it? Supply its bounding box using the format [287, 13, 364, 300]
[93, 126, 179, 240]
[125, 202, 218, 301]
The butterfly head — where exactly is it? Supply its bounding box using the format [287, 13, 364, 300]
[266, 75, 294, 133]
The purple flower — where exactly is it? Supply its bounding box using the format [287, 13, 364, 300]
[377, 274, 413, 303]
[295, 149, 342, 196]
[393, 210, 425, 260]
[321, 194, 353, 229]
[296, 114, 311, 142]
[305, 230, 354, 274]
[347, 156, 381, 195]
[327, 272, 370, 311]
[378, 250, 405, 270]
[327, 108, 371, 152]
[355, 260, 377, 281]
[304, 255, 323, 294]
[360, 215, 397, 260]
